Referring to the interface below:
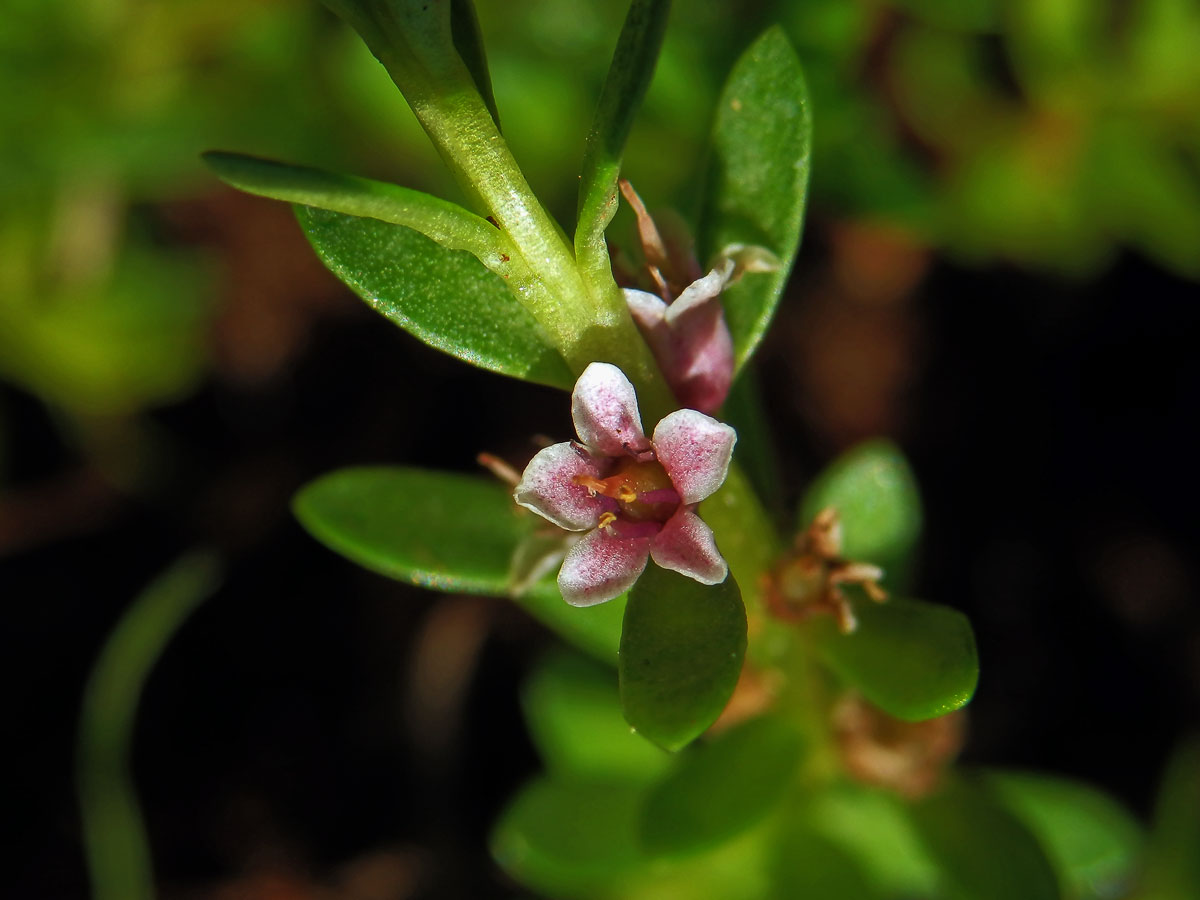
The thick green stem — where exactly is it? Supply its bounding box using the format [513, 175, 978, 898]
[388, 58, 672, 411]
[324, 1, 673, 408]
[702, 463, 839, 771]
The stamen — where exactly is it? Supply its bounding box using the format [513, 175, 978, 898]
[597, 512, 618, 530]
[573, 474, 607, 496]
[477, 452, 521, 487]
[619, 179, 672, 277]
[863, 581, 889, 603]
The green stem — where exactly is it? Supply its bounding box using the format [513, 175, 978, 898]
[702, 463, 840, 775]
[327, 6, 666, 411]
[401, 74, 672, 413]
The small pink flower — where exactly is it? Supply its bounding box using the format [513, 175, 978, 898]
[514, 363, 736, 607]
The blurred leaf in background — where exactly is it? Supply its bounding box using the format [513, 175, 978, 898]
[77, 552, 221, 900]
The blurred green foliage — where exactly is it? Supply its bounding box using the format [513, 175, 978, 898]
[77, 552, 221, 900]
[0, 0, 431, 428]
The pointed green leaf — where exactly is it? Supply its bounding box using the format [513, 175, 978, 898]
[296, 207, 573, 388]
[449, 0, 499, 128]
[1139, 737, 1200, 900]
[982, 769, 1144, 900]
[640, 716, 802, 857]
[811, 595, 978, 722]
[522, 650, 668, 781]
[798, 438, 922, 586]
[619, 565, 747, 751]
[909, 776, 1062, 900]
[322, 0, 459, 88]
[699, 26, 811, 371]
[77, 553, 222, 900]
[575, 0, 671, 284]
[202, 152, 505, 261]
[490, 777, 648, 897]
[292, 466, 622, 660]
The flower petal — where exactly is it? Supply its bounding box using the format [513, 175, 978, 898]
[514, 442, 605, 531]
[627, 265, 735, 415]
[666, 298, 733, 414]
[558, 528, 652, 607]
[571, 362, 651, 457]
[651, 507, 728, 585]
[652, 409, 736, 504]
[663, 261, 734, 324]
[624, 288, 669, 333]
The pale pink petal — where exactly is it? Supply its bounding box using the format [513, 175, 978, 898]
[633, 264, 735, 415]
[623, 288, 669, 334]
[663, 261, 734, 323]
[667, 297, 733, 414]
[652, 409, 736, 504]
[650, 508, 727, 585]
[625, 287, 679, 386]
[513, 442, 605, 531]
[571, 362, 650, 457]
[558, 528, 652, 607]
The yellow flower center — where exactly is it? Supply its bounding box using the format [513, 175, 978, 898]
[574, 458, 678, 523]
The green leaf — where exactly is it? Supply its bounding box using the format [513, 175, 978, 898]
[296, 207, 573, 388]
[769, 821, 884, 900]
[810, 595, 978, 722]
[575, 0, 671, 284]
[802, 783, 942, 898]
[295, 466, 524, 593]
[699, 26, 811, 371]
[203, 151, 505, 261]
[910, 776, 1062, 900]
[522, 649, 668, 781]
[490, 777, 648, 898]
[798, 439, 923, 586]
[982, 769, 1144, 900]
[293, 466, 622, 660]
[619, 565, 747, 751]
[521, 584, 628, 666]
[1139, 736, 1200, 900]
[77, 553, 222, 900]
[639, 716, 803, 857]
[322, 0, 460, 87]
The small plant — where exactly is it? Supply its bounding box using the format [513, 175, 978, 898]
[200, 2, 1187, 897]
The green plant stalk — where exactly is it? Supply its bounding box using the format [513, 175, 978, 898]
[401, 75, 673, 416]
[331, 1, 672, 414]
[701, 462, 781, 634]
[703, 464, 839, 773]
